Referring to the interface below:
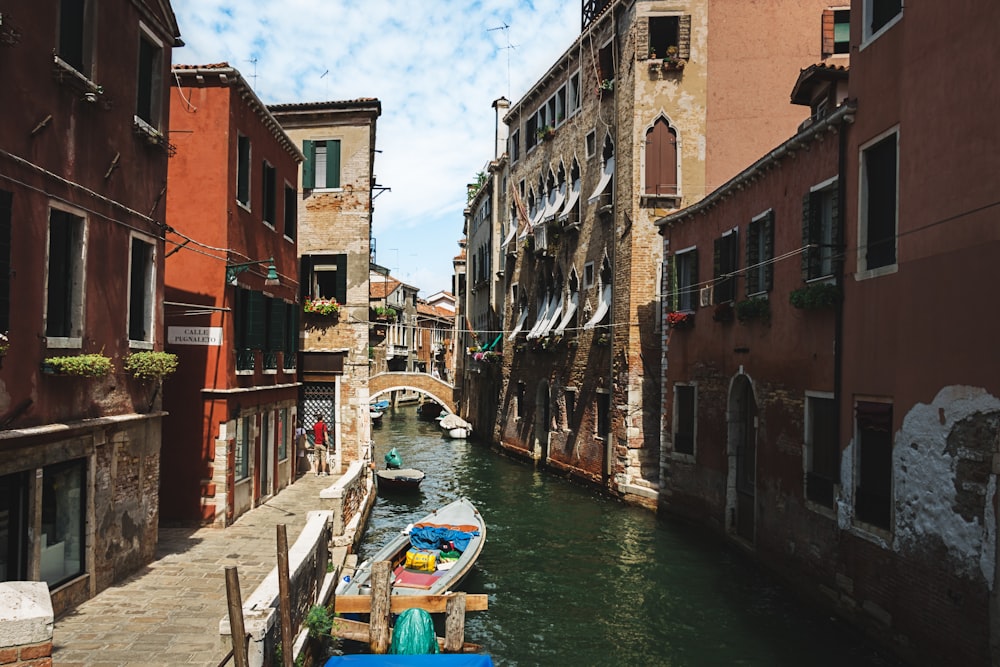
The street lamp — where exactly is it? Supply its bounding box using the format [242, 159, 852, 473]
[226, 257, 279, 287]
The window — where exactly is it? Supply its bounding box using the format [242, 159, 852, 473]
[262, 162, 276, 227]
[864, 0, 901, 40]
[236, 416, 251, 481]
[509, 129, 520, 164]
[516, 382, 526, 418]
[805, 394, 838, 508]
[265, 296, 285, 359]
[585, 131, 597, 158]
[855, 401, 893, 530]
[823, 9, 851, 57]
[278, 408, 289, 460]
[0, 190, 11, 334]
[713, 229, 739, 303]
[136, 26, 163, 128]
[301, 254, 347, 305]
[40, 459, 85, 587]
[596, 390, 610, 440]
[584, 262, 595, 289]
[644, 117, 678, 196]
[746, 211, 774, 295]
[237, 135, 251, 207]
[567, 71, 581, 116]
[283, 183, 297, 240]
[283, 302, 298, 370]
[128, 237, 155, 343]
[46, 207, 85, 341]
[642, 14, 691, 60]
[598, 41, 615, 87]
[58, 0, 94, 76]
[234, 288, 263, 371]
[0, 471, 30, 581]
[860, 131, 898, 272]
[564, 388, 577, 429]
[302, 140, 341, 189]
[803, 180, 838, 281]
[525, 115, 538, 151]
[673, 384, 695, 455]
[671, 248, 698, 312]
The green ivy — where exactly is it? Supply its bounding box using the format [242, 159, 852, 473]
[789, 283, 840, 310]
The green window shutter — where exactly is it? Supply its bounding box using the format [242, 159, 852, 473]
[801, 193, 814, 281]
[302, 140, 315, 189]
[335, 253, 347, 304]
[830, 186, 841, 274]
[746, 219, 760, 296]
[285, 302, 298, 355]
[712, 237, 722, 304]
[268, 298, 285, 351]
[247, 290, 265, 350]
[689, 249, 699, 310]
[300, 254, 313, 300]
[327, 140, 341, 188]
[764, 211, 775, 291]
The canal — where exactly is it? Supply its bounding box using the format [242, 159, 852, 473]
[364, 406, 903, 667]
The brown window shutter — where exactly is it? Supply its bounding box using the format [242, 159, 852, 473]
[637, 18, 649, 60]
[821, 9, 834, 58]
[678, 15, 691, 60]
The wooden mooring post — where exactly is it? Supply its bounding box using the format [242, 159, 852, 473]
[224, 566, 249, 667]
[276, 525, 294, 667]
[370, 560, 392, 654]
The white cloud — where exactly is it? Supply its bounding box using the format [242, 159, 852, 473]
[171, 0, 578, 295]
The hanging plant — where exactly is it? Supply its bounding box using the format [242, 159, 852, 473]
[735, 297, 771, 323]
[42, 353, 113, 377]
[789, 283, 840, 310]
[124, 351, 178, 379]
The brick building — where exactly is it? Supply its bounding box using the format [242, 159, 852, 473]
[657, 2, 1000, 664]
[488, 0, 836, 505]
[270, 100, 381, 471]
[163, 64, 302, 526]
[0, 0, 180, 614]
[415, 299, 454, 381]
[368, 269, 419, 375]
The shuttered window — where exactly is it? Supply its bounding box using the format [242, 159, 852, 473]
[713, 230, 738, 304]
[246, 290, 265, 350]
[644, 118, 678, 196]
[802, 183, 839, 281]
[266, 297, 285, 352]
[302, 139, 341, 189]
[746, 211, 774, 295]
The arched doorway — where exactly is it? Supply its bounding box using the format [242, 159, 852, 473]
[534, 381, 550, 463]
[728, 374, 757, 543]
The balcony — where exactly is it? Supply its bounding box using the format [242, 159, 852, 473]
[236, 349, 255, 373]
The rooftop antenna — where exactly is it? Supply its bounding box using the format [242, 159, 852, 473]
[246, 56, 258, 91]
[488, 23, 517, 99]
[320, 69, 329, 98]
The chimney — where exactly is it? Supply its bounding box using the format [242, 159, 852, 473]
[492, 97, 511, 160]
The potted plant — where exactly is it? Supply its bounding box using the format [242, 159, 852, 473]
[662, 45, 685, 71]
[667, 311, 694, 329]
[735, 296, 771, 323]
[536, 124, 556, 141]
[790, 283, 840, 310]
[124, 351, 178, 380]
[598, 78, 614, 96]
[373, 306, 396, 322]
[304, 297, 340, 316]
[41, 353, 113, 377]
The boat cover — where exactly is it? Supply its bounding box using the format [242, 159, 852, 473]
[438, 414, 471, 430]
[325, 656, 494, 666]
[409, 525, 480, 552]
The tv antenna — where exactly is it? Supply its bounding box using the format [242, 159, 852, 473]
[488, 23, 517, 98]
[246, 57, 258, 91]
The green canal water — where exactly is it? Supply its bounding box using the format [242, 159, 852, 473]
[365, 407, 904, 667]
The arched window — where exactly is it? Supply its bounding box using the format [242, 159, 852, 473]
[645, 117, 678, 196]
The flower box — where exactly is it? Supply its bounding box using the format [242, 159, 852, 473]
[304, 298, 340, 316]
[735, 297, 771, 323]
[41, 353, 113, 377]
[124, 351, 178, 380]
[667, 311, 694, 329]
[789, 283, 840, 310]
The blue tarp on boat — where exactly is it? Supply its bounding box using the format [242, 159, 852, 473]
[408, 526, 479, 552]
[325, 656, 494, 666]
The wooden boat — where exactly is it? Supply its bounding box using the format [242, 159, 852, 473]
[371, 399, 390, 411]
[375, 468, 426, 493]
[439, 414, 472, 440]
[323, 656, 494, 665]
[370, 408, 384, 425]
[338, 497, 486, 597]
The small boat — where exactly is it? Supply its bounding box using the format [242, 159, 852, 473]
[324, 656, 494, 666]
[375, 468, 426, 493]
[338, 497, 486, 597]
[416, 402, 445, 421]
[438, 414, 473, 440]
[370, 408, 384, 425]
[371, 399, 390, 411]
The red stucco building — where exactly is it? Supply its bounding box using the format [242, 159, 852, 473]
[657, 2, 1000, 664]
[163, 64, 302, 526]
[0, 0, 180, 615]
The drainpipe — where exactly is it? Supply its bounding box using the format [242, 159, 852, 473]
[834, 105, 855, 501]
[606, 6, 619, 485]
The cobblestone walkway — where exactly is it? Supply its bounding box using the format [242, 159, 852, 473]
[52, 473, 343, 666]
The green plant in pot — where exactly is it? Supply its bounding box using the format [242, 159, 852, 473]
[789, 283, 840, 310]
[735, 296, 771, 323]
[42, 353, 113, 377]
[124, 351, 179, 379]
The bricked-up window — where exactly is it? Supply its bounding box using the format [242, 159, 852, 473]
[41, 458, 85, 586]
[855, 401, 893, 529]
[236, 416, 251, 481]
[803, 181, 839, 281]
[713, 228, 739, 303]
[302, 140, 341, 189]
[822, 9, 851, 57]
[0, 190, 10, 334]
[860, 131, 898, 272]
[46, 207, 85, 340]
[128, 237, 155, 342]
[262, 162, 276, 226]
[135, 26, 163, 128]
[301, 254, 347, 305]
[865, 0, 901, 40]
[673, 384, 696, 455]
[237, 135, 251, 207]
[283, 183, 297, 240]
[596, 390, 610, 440]
[644, 117, 678, 196]
[806, 394, 839, 508]
[516, 381, 526, 418]
[746, 211, 774, 296]
[58, 0, 94, 75]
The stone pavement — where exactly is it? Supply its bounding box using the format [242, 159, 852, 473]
[52, 472, 346, 667]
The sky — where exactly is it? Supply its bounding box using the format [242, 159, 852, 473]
[169, 0, 582, 297]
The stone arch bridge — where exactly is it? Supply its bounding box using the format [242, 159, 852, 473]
[369, 372, 456, 413]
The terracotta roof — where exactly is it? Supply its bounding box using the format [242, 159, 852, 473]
[791, 61, 850, 106]
[417, 303, 454, 319]
[370, 278, 401, 299]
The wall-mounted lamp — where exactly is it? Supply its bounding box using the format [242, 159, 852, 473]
[226, 257, 279, 287]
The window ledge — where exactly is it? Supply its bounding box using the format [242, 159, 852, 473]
[45, 337, 83, 350]
[263, 369, 278, 375]
[236, 200, 251, 213]
[263, 221, 275, 230]
[284, 234, 295, 243]
[52, 55, 102, 97]
[128, 340, 155, 350]
[640, 193, 681, 209]
[308, 187, 344, 194]
[133, 116, 175, 155]
[855, 263, 898, 281]
[235, 370, 254, 376]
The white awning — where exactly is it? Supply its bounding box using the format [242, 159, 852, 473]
[537, 293, 564, 338]
[583, 284, 612, 329]
[542, 183, 567, 222]
[559, 179, 581, 219]
[587, 157, 615, 204]
[530, 204, 544, 228]
[501, 220, 518, 248]
[526, 295, 553, 339]
[554, 293, 579, 335]
[507, 308, 528, 341]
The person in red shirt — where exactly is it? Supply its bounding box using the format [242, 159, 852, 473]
[312, 414, 330, 476]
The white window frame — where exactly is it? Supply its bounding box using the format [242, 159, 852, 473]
[44, 202, 88, 349]
[127, 232, 156, 348]
[566, 70, 582, 117]
[585, 131, 597, 159]
[807, 177, 839, 283]
[860, 0, 902, 48]
[236, 134, 252, 210]
[674, 245, 697, 312]
[583, 261, 595, 289]
[856, 126, 899, 280]
[135, 22, 165, 132]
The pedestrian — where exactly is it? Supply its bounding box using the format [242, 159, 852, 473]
[312, 414, 330, 476]
[295, 419, 308, 476]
